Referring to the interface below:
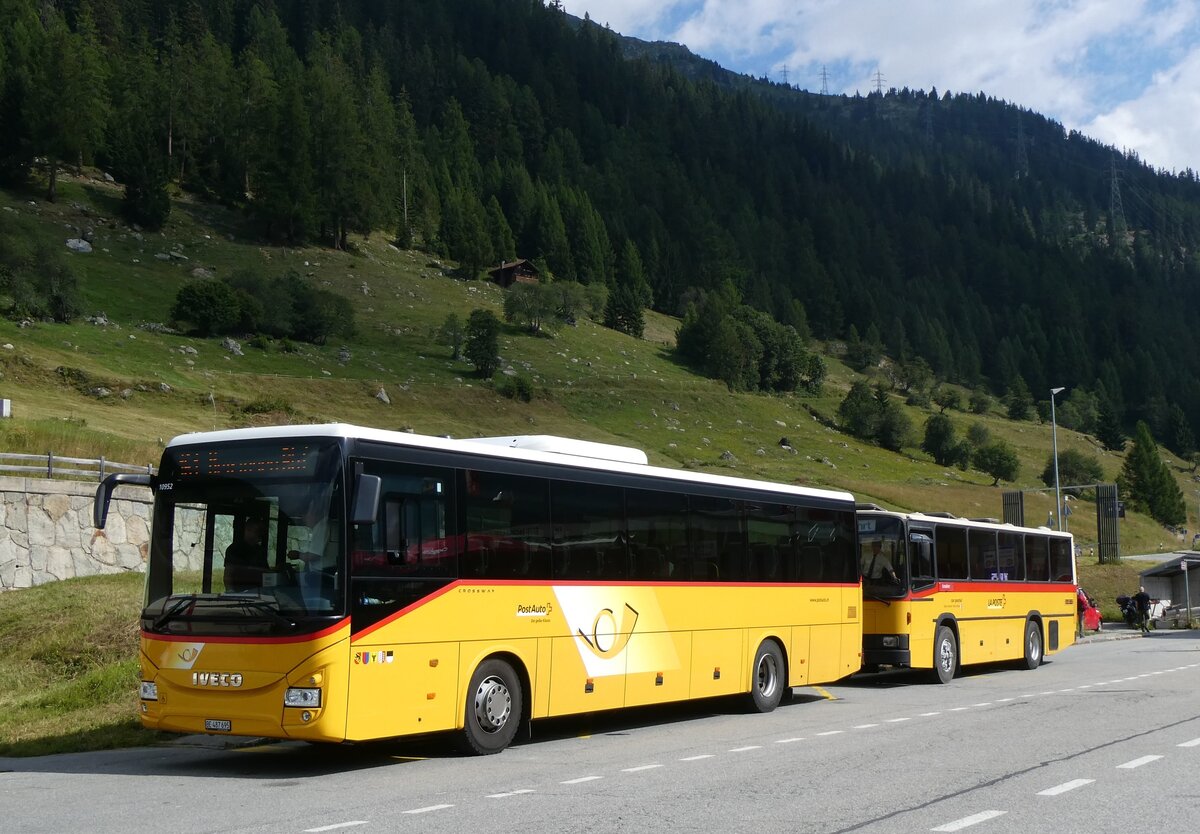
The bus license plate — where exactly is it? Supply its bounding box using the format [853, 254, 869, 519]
[204, 719, 232, 732]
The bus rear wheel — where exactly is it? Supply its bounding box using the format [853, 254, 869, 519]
[747, 640, 786, 713]
[460, 658, 522, 755]
[1020, 620, 1043, 670]
[933, 625, 957, 684]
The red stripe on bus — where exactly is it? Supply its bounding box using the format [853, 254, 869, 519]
[910, 581, 1076, 598]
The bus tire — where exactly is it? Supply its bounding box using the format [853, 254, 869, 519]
[747, 640, 785, 713]
[1021, 620, 1043, 670]
[460, 658, 522, 755]
[933, 625, 957, 684]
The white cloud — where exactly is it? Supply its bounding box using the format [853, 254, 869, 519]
[1086, 46, 1200, 173]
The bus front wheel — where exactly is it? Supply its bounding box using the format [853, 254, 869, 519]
[933, 625, 957, 684]
[1021, 620, 1043, 670]
[460, 658, 522, 755]
[747, 640, 786, 713]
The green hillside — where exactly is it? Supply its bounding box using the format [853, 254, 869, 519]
[1, 173, 1192, 555]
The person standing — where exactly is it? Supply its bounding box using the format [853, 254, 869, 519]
[1133, 585, 1152, 633]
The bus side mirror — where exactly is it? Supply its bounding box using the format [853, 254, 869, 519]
[94, 473, 153, 529]
[351, 474, 381, 525]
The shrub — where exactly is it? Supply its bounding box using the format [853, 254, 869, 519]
[495, 373, 534, 402]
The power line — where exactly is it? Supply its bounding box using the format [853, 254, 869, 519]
[1110, 152, 1127, 244]
[1015, 113, 1029, 179]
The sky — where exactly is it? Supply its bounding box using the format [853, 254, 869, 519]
[563, 0, 1200, 174]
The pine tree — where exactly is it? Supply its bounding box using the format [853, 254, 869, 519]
[31, 4, 109, 201]
[1119, 421, 1185, 525]
[464, 308, 501, 377]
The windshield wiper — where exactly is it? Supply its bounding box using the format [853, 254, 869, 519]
[233, 598, 297, 630]
[152, 595, 198, 630]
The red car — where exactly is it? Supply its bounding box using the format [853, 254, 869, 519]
[1077, 587, 1102, 632]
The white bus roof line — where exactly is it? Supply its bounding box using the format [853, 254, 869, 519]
[165, 423, 854, 503]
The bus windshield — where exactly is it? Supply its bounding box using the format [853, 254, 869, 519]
[144, 438, 346, 635]
[857, 514, 907, 599]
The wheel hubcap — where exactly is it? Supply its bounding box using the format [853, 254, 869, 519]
[757, 653, 778, 697]
[473, 675, 511, 733]
[939, 640, 953, 672]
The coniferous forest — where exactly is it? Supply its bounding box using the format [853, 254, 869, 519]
[4, 0, 1200, 453]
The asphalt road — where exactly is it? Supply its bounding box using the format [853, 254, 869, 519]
[2, 630, 1198, 833]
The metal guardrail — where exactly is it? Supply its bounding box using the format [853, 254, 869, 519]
[0, 452, 155, 481]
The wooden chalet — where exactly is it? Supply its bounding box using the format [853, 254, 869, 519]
[488, 259, 540, 288]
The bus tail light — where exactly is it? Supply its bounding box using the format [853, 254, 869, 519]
[284, 687, 322, 708]
[140, 681, 159, 701]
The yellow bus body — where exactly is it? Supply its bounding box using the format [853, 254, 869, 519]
[864, 581, 1076, 672]
[140, 580, 861, 742]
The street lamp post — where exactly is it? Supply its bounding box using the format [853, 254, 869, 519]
[1051, 387, 1065, 531]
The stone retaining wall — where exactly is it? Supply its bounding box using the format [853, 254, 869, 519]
[0, 476, 153, 590]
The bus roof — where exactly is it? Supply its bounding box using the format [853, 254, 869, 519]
[859, 507, 1073, 539]
[165, 423, 854, 504]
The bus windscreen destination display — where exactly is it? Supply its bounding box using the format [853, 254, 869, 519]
[173, 442, 324, 478]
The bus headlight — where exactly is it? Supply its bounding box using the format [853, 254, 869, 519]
[284, 687, 322, 708]
[140, 681, 159, 701]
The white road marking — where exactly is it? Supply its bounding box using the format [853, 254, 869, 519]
[1117, 755, 1163, 769]
[853, 723, 880, 729]
[1038, 778, 1094, 796]
[972, 703, 992, 707]
[680, 754, 714, 761]
[1178, 738, 1200, 748]
[729, 745, 762, 752]
[403, 805, 453, 815]
[949, 707, 970, 712]
[931, 809, 1006, 831]
[1038, 691, 1055, 696]
[304, 824, 369, 833]
[774, 737, 804, 744]
[487, 789, 535, 798]
[1057, 689, 1075, 693]
[920, 711, 942, 717]
[622, 764, 663, 772]
[886, 717, 912, 723]
[816, 730, 843, 736]
[1077, 685, 1092, 689]
[996, 697, 1015, 702]
[561, 776, 603, 784]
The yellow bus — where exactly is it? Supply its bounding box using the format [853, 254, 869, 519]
[856, 506, 1076, 684]
[95, 424, 862, 753]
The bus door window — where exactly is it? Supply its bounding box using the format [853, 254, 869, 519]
[934, 524, 968, 580]
[551, 480, 626, 580]
[350, 463, 455, 630]
[625, 488, 687, 580]
[464, 469, 550, 579]
[909, 531, 935, 591]
[997, 531, 1024, 581]
[968, 528, 998, 580]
